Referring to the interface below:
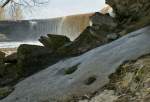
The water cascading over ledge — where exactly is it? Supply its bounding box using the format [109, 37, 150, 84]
[0, 13, 93, 41]
[58, 13, 93, 40]
[0, 4, 114, 42]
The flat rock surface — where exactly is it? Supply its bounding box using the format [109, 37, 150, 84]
[1, 26, 150, 102]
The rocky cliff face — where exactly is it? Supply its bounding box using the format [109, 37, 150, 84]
[106, 0, 150, 20]
[106, 0, 150, 36]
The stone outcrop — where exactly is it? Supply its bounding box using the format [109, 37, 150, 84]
[0, 44, 66, 92]
[0, 50, 18, 88]
[0, 51, 5, 77]
[0, 52, 14, 100]
[109, 55, 150, 102]
[90, 12, 117, 32]
[106, 0, 150, 35]
[39, 34, 71, 51]
[0, 87, 14, 100]
[79, 54, 150, 102]
[41, 13, 119, 56]
[0, 0, 150, 101]
[17, 44, 63, 77]
[56, 26, 110, 56]
[106, 0, 150, 20]
[1, 26, 150, 102]
[0, 11, 119, 87]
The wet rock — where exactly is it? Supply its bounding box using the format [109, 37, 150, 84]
[1, 26, 150, 102]
[39, 34, 71, 51]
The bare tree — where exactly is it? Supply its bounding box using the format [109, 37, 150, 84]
[0, 0, 49, 20]
[1, 0, 49, 8]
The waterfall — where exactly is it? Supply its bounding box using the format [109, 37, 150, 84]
[28, 18, 62, 40]
[0, 13, 92, 41]
[29, 13, 92, 41]
[0, 4, 114, 42]
[58, 13, 92, 40]
[0, 4, 115, 48]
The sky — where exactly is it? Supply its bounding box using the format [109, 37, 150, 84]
[22, 0, 105, 19]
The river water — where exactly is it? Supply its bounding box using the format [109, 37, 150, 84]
[0, 41, 42, 48]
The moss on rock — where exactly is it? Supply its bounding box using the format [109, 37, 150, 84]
[0, 87, 14, 100]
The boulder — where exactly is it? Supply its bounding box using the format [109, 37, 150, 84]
[106, 55, 150, 102]
[0, 87, 14, 100]
[38, 14, 119, 57]
[0, 63, 20, 86]
[0, 51, 5, 77]
[0, 51, 18, 87]
[17, 44, 64, 77]
[105, 0, 150, 36]
[4, 53, 17, 63]
[90, 12, 117, 32]
[56, 26, 111, 56]
[39, 34, 71, 51]
[0, 52, 19, 87]
[106, 0, 150, 20]
[1, 26, 150, 102]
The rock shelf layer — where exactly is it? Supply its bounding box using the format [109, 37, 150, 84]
[1, 26, 150, 102]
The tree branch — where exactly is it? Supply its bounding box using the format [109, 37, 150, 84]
[2, 0, 11, 8]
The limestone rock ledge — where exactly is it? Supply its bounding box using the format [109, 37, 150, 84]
[1, 26, 150, 102]
[106, 0, 150, 19]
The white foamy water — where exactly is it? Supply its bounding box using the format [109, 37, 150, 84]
[0, 41, 42, 48]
